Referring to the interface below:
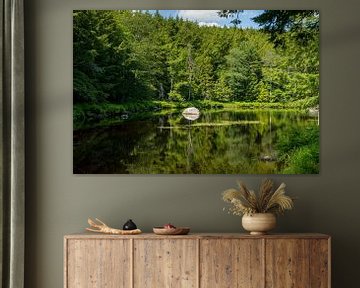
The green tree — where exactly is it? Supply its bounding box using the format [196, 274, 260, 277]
[73, 10, 144, 103]
[253, 10, 319, 46]
[222, 42, 263, 101]
[73, 10, 319, 107]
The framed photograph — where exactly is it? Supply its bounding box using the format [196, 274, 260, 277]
[73, 10, 320, 174]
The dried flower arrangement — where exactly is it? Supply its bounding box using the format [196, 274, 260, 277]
[222, 179, 294, 216]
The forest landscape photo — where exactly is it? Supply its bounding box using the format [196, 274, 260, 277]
[73, 10, 320, 174]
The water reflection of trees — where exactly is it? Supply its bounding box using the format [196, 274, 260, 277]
[73, 110, 318, 174]
[73, 120, 164, 173]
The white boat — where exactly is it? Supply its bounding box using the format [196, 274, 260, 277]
[182, 107, 200, 121]
[182, 107, 200, 115]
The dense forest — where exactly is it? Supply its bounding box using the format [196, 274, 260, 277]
[73, 10, 319, 121]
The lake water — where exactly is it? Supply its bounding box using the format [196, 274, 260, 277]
[73, 109, 319, 174]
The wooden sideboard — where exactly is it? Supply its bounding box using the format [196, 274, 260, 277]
[64, 233, 330, 288]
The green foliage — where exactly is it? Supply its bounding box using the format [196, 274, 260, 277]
[168, 91, 184, 102]
[277, 126, 318, 153]
[219, 10, 319, 46]
[73, 10, 154, 104]
[276, 125, 319, 174]
[212, 77, 233, 101]
[252, 10, 319, 47]
[73, 70, 106, 103]
[170, 81, 191, 100]
[286, 96, 319, 109]
[222, 42, 263, 101]
[73, 10, 319, 112]
[73, 101, 163, 129]
[283, 143, 319, 174]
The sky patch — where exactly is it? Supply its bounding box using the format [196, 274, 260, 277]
[148, 10, 262, 29]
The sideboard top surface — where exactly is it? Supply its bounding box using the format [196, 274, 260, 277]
[64, 232, 330, 240]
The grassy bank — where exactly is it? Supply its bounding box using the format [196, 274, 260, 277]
[277, 125, 320, 174]
[74, 97, 318, 130]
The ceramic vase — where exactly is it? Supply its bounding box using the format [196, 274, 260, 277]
[242, 213, 276, 235]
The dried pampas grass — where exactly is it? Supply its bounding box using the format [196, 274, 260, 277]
[222, 179, 294, 216]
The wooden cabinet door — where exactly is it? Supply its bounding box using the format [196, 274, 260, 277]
[66, 239, 131, 288]
[265, 239, 329, 288]
[133, 239, 198, 288]
[266, 239, 309, 288]
[200, 239, 264, 288]
[309, 239, 330, 288]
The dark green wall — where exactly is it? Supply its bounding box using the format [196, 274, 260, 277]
[25, 0, 360, 287]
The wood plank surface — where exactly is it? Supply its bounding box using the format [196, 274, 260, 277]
[310, 239, 330, 288]
[64, 234, 330, 288]
[200, 239, 264, 288]
[66, 239, 131, 288]
[133, 239, 197, 288]
[265, 239, 310, 288]
[65, 233, 330, 240]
